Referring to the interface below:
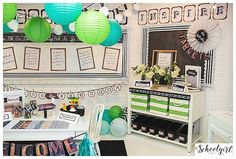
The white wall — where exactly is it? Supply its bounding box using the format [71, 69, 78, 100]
[127, 3, 233, 141]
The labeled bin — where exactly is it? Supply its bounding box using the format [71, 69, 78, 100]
[149, 95, 169, 115]
[169, 98, 190, 120]
[149, 118, 162, 135]
[140, 116, 153, 133]
[157, 119, 174, 138]
[179, 124, 188, 144]
[131, 93, 149, 111]
[166, 122, 183, 140]
[132, 115, 146, 131]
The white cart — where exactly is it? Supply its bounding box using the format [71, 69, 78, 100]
[127, 86, 205, 152]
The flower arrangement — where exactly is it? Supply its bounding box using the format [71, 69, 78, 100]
[132, 63, 181, 87]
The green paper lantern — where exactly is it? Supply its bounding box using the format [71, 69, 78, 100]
[24, 17, 52, 43]
[75, 10, 110, 45]
[109, 105, 123, 119]
[3, 3, 17, 24]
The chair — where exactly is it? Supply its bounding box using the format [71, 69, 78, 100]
[88, 104, 105, 156]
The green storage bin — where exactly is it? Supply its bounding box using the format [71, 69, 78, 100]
[150, 95, 168, 115]
[169, 98, 190, 120]
[131, 93, 148, 111]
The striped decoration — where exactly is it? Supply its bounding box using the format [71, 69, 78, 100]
[150, 95, 168, 115]
[168, 98, 189, 120]
[122, 107, 139, 122]
[131, 93, 149, 111]
[204, 49, 214, 87]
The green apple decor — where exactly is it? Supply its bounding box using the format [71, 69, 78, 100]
[24, 17, 52, 43]
[3, 3, 17, 24]
[75, 10, 110, 45]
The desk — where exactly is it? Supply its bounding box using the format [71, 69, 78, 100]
[208, 111, 233, 143]
[3, 111, 90, 141]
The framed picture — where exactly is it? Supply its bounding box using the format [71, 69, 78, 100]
[76, 47, 95, 71]
[28, 9, 39, 18]
[148, 9, 158, 24]
[171, 6, 182, 23]
[41, 9, 53, 24]
[50, 48, 66, 71]
[213, 3, 228, 20]
[3, 47, 17, 71]
[159, 8, 170, 24]
[102, 47, 120, 71]
[138, 10, 147, 25]
[17, 9, 27, 24]
[183, 5, 196, 22]
[198, 3, 211, 20]
[23, 47, 41, 71]
[152, 50, 177, 69]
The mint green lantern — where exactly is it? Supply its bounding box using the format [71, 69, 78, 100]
[100, 19, 122, 46]
[75, 10, 110, 45]
[24, 17, 51, 43]
[44, 3, 82, 25]
[3, 3, 17, 24]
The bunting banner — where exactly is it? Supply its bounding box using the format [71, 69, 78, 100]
[3, 82, 124, 99]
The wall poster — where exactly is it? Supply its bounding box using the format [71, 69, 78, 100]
[50, 48, 66, 71]
[102, 47, 120, 71]
[3, 47, 17, 71]
[23, 47, 41, 70]
[76, 47, 95, 71]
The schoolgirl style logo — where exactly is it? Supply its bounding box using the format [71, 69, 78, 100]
[195, 143, 233, 156]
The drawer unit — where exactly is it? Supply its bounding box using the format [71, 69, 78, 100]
[131, 93, 149, 111]
[149, 95, 169, 115]
[169, 98, 190, 120]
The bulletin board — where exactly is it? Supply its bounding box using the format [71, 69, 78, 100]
[3, 33, 127, 78]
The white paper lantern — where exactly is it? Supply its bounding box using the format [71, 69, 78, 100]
[69, 22, 75, 32]
[116, 14, 123, 22]
[7, 19, 18, 32]
[99, 6, 109, 16]
[53, 24, 63, 35]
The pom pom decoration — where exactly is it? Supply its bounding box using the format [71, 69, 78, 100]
[100, 19, 122, 46]
[100, 120, 110, 135]
[75, 10, 110, 45]
[109, 105, 123, 119]
[187, 19, 221, 53]
[44, 3, 82, 25]
[3, 3, 17, 24]
[102, 109, 112, 124]
[24, 17, 52, 43]
[110, 118, 127, 137]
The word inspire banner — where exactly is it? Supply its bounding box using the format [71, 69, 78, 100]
[3, 137, 78, 156]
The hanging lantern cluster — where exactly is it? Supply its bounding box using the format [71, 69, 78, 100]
[3, 3, 130, 46]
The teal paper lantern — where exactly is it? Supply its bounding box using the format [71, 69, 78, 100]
[75, 10, 110, 45]
[3, 23, 13, 33]
[100, 19, 122, 46]
[110, 118, 127, 137]
[102, 109, 112, 124]
[24, 17, 51, 43]
[109, 105, 123, 119]
[62, 25, 75, 34]
[3, 3, 17, 24]
[100, 120, 110, 135]
[44, 3, 82, 25]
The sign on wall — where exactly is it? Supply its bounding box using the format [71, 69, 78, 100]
[3, 47, 17, 71]
[102, 47, 120, 71]
[76, 47, 95, 71]
[50, 48, 66, 71]
[23, 47, 41, 71]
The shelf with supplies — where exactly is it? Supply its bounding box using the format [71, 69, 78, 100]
[127, 86, 205, 153]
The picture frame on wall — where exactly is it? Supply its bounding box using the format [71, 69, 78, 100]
[171, 6, 182, 23]
[17, 9, 27, 24]
[102, 47, 120, 71]
[23, 47, 41, 71]
[212, 3, 228, 20]
[50, 48, 66, 71]
[76, 47, 95, 71]
[138, 10, 147, 25]
[159, 8, 170, 24]
[152, 50, 177, 70]
[183, 5, 196, 22]
[198, 3, 211, 20]
[3, 47, 17, 71]
[28, 9, 40, 18]
[148, 9, 158, 24]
